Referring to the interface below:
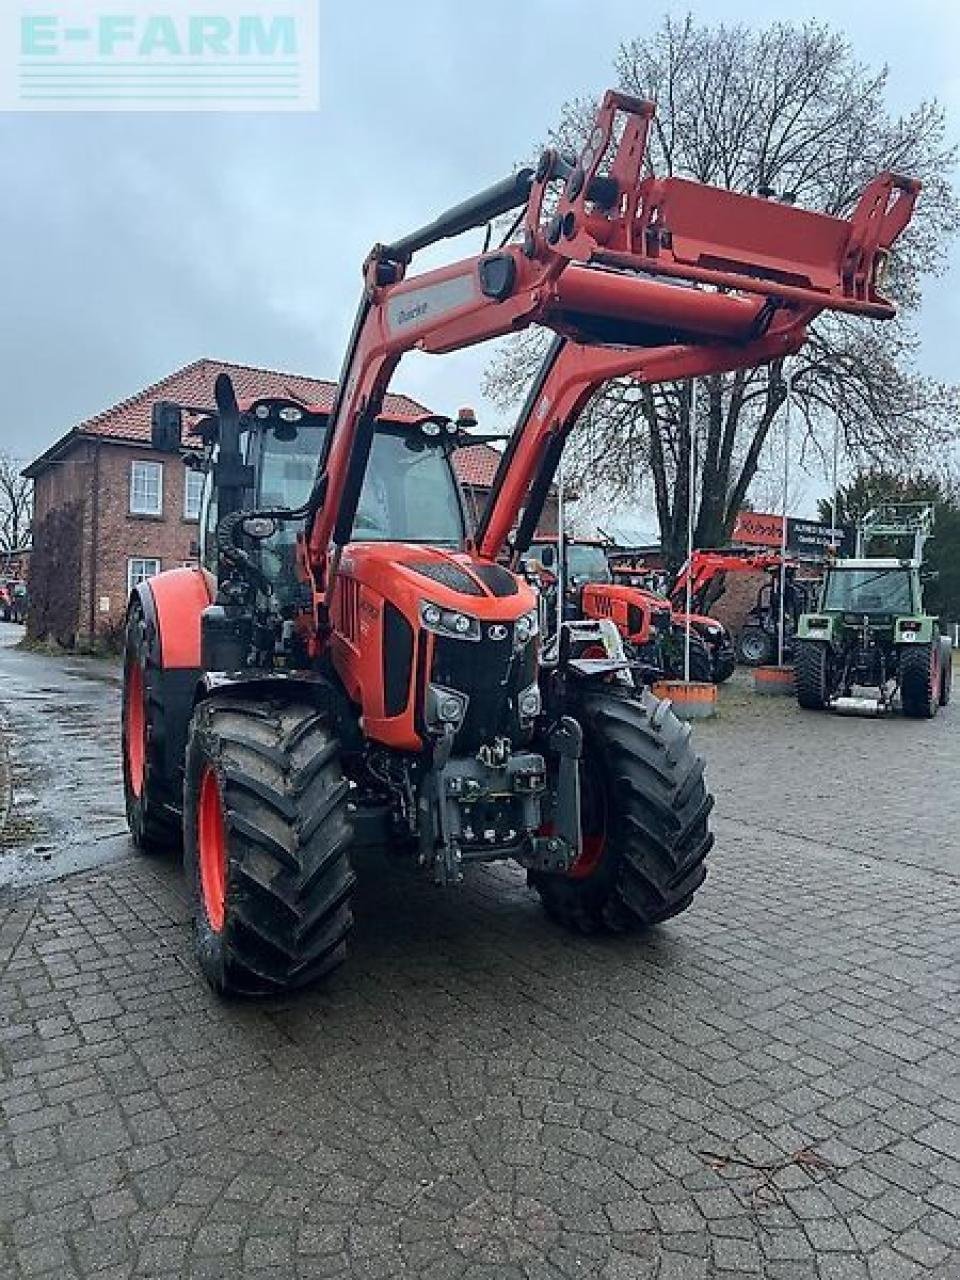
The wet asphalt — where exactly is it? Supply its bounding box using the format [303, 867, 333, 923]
[0, 622, 130, 891]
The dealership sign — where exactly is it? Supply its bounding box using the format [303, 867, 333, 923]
[732, 511, 853, 559]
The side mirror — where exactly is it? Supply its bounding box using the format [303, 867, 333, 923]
[540, 545, 556, 569]
[151, 402, 183, 453]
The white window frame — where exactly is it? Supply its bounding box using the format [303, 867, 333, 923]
[127, 557, 161, 595]
[130, 460, 163, 516]
[183, 467, 204, 521]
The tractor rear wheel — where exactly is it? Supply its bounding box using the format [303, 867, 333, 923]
[183, 696, 355, 996]
[737, 626, 773, 667]
[122, 601, 181, 852]
[531, 689, 712, 933]
[795, 641, 831, 710]
[900, 643, 940, 719]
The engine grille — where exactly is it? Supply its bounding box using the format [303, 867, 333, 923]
[431, 633, 537, 752]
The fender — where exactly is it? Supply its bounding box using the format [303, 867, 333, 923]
[196, 669, 364, 756]
[139, 566, 215, 669]
[129, 567, 214, 810]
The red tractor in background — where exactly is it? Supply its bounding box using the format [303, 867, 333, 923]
[609, 555, 736, 684]
[120, 89, 916, 994]
[522, 537, 715, 684]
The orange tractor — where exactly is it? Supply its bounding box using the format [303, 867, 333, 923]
[121, 90, 916, 993]
[522, 537, 715, 684]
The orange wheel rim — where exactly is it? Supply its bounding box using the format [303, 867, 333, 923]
[125, 661, 146, 798]
[198, 767, 227, 932]
[569, 759, 607, 879]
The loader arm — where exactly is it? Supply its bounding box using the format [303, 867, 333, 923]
[304, 89, 918, 616]
[669, 550, 800, 615]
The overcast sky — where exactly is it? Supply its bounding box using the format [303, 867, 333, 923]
[2, 0, 958, 512]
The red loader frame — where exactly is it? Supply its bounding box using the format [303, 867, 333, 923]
[303, 89, 917, 617]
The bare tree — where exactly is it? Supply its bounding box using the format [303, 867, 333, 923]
[484, 17, 960, 567]
[0, 455, 33, 555]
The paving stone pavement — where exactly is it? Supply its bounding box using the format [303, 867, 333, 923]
[1, 627, 959, 1279]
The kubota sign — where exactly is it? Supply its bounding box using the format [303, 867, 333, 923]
[733, 511, 853, 559]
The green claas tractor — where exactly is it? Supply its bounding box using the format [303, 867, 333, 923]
[794, 504, 953, 717]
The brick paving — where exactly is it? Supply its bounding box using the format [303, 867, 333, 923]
[1, 627, 959, 1278]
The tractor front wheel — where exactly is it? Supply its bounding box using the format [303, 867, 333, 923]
[531, 689, 713, 933]
[900, 643, 940, 719]
[664, 630, 713, 684]
[122, 601, 180, 851]
[794, 641, 831, 710]
[183, 697, 356, 996]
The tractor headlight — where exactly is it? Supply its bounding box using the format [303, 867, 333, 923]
[420, 600, 481, 642]
[425, 683, 469, 731]
[515, 610, 539, 644]
[518, 683, 542, 722]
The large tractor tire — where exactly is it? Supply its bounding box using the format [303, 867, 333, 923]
[900, 643, 940, 719]
[664, 631, 713, 684]
[794, 641, 831, 710]
[122, 600, 181, 851]
[531, 689, 713, 934]
[183, 696, 355, 996]
[712, 644, 737, 684]
[737, 626, 774, 667]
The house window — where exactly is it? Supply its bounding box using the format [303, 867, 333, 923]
[127, 557, 161, 595]
[130, 460, 163, 516]
[184, 467, 204, 521]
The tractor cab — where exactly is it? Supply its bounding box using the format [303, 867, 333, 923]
[195, 398, 468, 606]
[820, 559, 918, 619]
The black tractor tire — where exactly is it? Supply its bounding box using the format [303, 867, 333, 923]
[531, 688, 713, 934]
[737, 626, 774, 667]
[900, 643, 940, 719]
[794, 641, 831, 710]
[122, 600, 181, 852]
[664, 630, 713, 684]
[713, 646, 737, 684]
[183, 696, 355, 996]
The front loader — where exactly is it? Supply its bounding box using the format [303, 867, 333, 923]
[121, 89, 917, 994]
[794, 504, 952, 716]
[669, 549, 808, 671]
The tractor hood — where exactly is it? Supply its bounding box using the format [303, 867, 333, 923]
[339, 542, 538, 621]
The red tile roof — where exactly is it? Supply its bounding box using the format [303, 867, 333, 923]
[25, 358, 504, 489]
[455, 442, 503, 488]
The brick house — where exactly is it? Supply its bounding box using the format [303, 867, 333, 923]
[24, 359, 554, 647]
[0, 547, 30, 582]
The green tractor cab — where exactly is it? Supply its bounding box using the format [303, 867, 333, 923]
[794, 505, 952, 717]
